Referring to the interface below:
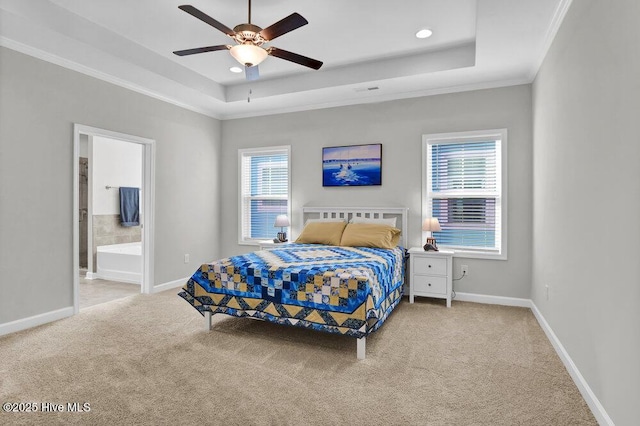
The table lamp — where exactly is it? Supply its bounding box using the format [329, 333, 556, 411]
[422, 217, 441, 251]
[274, 215, 290, 242]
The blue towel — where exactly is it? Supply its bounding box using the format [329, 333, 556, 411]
[119, 187, 140, 227]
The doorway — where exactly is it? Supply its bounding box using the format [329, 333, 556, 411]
[73, 125, 155, 314]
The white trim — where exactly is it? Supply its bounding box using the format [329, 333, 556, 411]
[0, 36, 533, 122]
[530, 302, 614, 426]
[453, 293, 612, 424]
[0, 307, 74, 337]
[153, 277, 190, 294]
[422, 129, 508, 260]
[222, 77, 533, 120]
[86, 136, 94, 276]
[454, 292, 531, 308]
[452, 251, 506, 261]
[0, 286, 608, 423]
[529, 0, 574, 81]
[143, 133, 157, 296]
[73, 127, 80, 314]
[238, 146, 291, 245]
[0, 37, 222, 120]
[73, 124, 156, 316]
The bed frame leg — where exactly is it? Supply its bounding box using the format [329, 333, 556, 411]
[204, 310, 212, 331]
[357, 337, 366, 360]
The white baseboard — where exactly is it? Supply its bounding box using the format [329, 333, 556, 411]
[0, 278, 186, 337]
[0, 288, 612, 424]
[0, 307, 74, 337]
[85, 271, 97, 280]
[153, 276, 189, 293]
[456, 293, 612, 424]
[455, 292, 532, 308]
[530, 303, 613, 426]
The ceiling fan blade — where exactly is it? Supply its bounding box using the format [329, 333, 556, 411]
[259, 13, 308, 41]
[268, 47, 323, 70]
[173, 45, 230, 56]
[178, 5, 235, 36]
[245, 65, 260, 81]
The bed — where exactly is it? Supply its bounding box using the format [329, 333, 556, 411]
[179, 206, 408, 359]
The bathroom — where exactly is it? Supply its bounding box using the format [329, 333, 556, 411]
[79, 134, 143, 308]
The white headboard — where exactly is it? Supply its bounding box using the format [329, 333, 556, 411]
[301, 206, 409, 248]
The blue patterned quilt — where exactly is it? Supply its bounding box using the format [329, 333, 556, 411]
[179, 244, 405, 338]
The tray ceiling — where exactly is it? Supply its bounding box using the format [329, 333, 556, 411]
[0, 0, 569, 119]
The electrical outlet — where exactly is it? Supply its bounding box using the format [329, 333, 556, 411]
[461, 265, 469, 275]
[184, 254, 190, 264]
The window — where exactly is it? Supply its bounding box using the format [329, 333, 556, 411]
[239, 146, 291, 244]
[423, 130, 507, 259]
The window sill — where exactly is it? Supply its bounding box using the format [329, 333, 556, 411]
[449, 249, 507, 261]
[238, 240, 262, 246]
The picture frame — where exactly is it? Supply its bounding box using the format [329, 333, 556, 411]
[322, 143, 382, 187]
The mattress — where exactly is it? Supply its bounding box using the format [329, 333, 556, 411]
[179, 244, 405, 338]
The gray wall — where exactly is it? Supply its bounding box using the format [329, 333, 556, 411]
[0, 47, 222, 323]
[532, 1, 640, 424]
[221, 85, 533, 299]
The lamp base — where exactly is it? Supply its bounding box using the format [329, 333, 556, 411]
[423, 237, 438, 251]
[277, 232, 288, 243]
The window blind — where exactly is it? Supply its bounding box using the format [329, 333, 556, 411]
[427, 139, 503, 254]
[239, 147, 290, 243]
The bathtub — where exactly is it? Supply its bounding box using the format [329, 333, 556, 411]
[96, 242, 142, 285]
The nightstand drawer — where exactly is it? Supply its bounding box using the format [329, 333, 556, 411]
[413, 256, 448, 276]
[413, 275, 447, 295]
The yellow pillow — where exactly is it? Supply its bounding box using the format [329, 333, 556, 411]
[295, 221, 347, 246]
[340, 223, 401, 249]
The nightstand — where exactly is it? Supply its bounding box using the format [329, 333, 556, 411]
[408, 247, 454, 307]
[258, 240, 291, 250]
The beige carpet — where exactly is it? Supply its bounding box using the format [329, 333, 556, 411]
[0, 291, 596, 425]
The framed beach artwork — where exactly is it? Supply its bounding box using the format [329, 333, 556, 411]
[322, 143, 382, 187]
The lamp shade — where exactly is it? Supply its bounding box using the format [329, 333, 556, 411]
[274, 215, 290, 228]
[422, 217, 441, 232]
[230, 44, 268, 67]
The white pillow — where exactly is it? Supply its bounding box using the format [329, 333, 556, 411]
[350, 216, 397, 227]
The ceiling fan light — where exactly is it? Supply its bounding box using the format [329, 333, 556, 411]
[230, 44, 268, 67]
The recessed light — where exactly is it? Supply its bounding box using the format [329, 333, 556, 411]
[230, 66, 243, 73]
[416, 29, 433, 39]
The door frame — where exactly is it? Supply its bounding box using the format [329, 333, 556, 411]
[73, 124, 156, 314]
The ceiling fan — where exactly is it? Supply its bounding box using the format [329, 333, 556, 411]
[173, 0, 323, 81]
